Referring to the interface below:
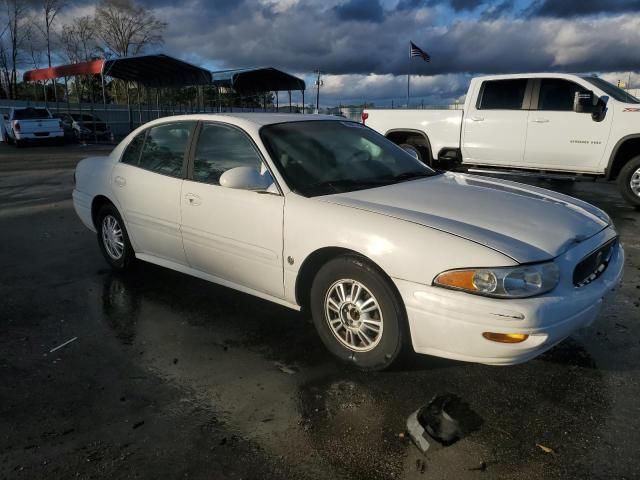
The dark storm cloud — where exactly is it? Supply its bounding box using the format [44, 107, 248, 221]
[448, 0, 487, 11]
[396, 0, 489, 11]
[333, 0, 385, 22]
[157, 0, 640, 78]
[529, 0, 640, 18]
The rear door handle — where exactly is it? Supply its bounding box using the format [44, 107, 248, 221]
[532, 118, 549, 123]
[185, 193, 202, 206]
[114, 176, 126, 187]
[470, 116, 484, 122]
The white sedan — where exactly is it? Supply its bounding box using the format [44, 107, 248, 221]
[72, 114, 624, 369]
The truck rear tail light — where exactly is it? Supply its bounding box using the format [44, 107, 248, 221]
[14, 121, 20, 131]
[361, 112, 368, 124]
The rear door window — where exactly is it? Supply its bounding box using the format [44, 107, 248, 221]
[137, 122, 195, 177]
[478, 79, 528, 110]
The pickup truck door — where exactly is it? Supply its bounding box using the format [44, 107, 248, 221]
[523, 78, 613, 172]
[462, 78, 530, 166]
[180, 122, 285, 299]
[111, 121, 195, 265]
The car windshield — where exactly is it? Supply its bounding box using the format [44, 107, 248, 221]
[260, 120, 437, 197]
[13, 108, 50, 120]
[581, 76, 640, 104]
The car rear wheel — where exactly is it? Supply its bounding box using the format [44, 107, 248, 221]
[618, 155, 640, 208]
[97, 203, 135, 271]
[310, 255, 406, 370]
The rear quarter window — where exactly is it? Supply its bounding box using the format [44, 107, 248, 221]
[477, 79, 528, 110]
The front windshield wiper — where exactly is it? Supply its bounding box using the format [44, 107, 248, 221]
[386, 171, 433, 183]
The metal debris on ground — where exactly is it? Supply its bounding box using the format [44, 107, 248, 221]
[407, 410, 431, 454]
[536, 443, 556, 454]
[274, 362, 298, 374]
[408, 393, 483, 453]
[49, 336, 78, 353]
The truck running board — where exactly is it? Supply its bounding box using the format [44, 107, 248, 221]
[465, 168, 589, 181]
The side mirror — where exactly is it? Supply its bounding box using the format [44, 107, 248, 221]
[219, 166, 274, 191]
[401, 145, 420, 160]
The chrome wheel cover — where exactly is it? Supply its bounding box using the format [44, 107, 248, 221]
[101, 215, 124, 260]
[631, 167, 640, 198]
[324, 279, 383, 352]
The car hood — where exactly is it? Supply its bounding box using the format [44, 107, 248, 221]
[319, 172, 610, 263]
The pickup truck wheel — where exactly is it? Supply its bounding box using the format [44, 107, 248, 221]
[97, 204, 135, 271]
[15, 139, 23, 148]
[310, 255, 406, 370]
[618, 156, 640, 208]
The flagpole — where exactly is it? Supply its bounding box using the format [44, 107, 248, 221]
[407, 41, 411, 108]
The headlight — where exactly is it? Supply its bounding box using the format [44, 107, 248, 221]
[433, 262, 560, 298]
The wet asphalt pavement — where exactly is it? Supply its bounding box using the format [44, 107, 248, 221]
[1, 144, 640, 480]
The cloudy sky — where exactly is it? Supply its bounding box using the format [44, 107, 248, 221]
[67, 0, 640, 106]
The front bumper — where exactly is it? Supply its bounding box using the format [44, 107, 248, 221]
[395, 227, 624, 365]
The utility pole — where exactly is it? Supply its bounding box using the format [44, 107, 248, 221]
[314, 69, 323, 113]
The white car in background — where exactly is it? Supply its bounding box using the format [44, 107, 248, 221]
[72, 114, 624, 369]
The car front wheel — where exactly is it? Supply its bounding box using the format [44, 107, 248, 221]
[97, 204, 135, 271]
[618, 155, 640, 208]
[310, 255, 406, 370]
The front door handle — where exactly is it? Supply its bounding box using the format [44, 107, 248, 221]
[114, 176, 126, 187]
[532, 118, 549, 123]
[185, 193, 202, 206]
[470, 116, 484, 122]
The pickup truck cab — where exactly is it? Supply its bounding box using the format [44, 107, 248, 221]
[3, 107, 64, 147]
[363, 73, 640, 207]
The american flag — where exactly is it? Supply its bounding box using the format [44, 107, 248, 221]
[410, 41, 431, 62]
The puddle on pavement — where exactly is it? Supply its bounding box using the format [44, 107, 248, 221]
[92, 264, 613, 479]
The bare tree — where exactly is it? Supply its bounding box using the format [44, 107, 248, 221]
[94, 0, 166, 58]
[2, 0, 30, 99]
[60, 15, 96, 63]
[35, 0, 65, 69]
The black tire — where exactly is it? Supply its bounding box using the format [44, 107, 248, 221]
[618, 155, 640, 208]
[96, 203, 135, 271]
[399, 142, 431, 166]
[310, 255, 407, 370]
[14, 138, 23, 148]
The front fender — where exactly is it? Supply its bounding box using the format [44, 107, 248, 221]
[282, 193, 516, 305]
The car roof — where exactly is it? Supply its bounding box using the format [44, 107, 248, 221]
[140, 113, 347, 130]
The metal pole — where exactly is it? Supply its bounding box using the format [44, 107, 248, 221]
[64, 77, 70, 114]
[302, 90, 305, 113]
[288, 90, 292, 113]
[101, 73, 107, 106]
[407, 41, 411, 108]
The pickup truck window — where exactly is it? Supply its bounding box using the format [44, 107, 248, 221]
[13, 108, 50, 120]
[478, 79, 528, 110]
[538, 79, 587, 111]
[581, 76, 640, 104]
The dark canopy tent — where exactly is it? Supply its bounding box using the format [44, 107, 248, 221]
[211, 67, 306, 95]
[102, 54, 212, 87]
[22, 55, 307, 126]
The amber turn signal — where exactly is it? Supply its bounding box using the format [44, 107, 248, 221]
[482, 332, 529, 343]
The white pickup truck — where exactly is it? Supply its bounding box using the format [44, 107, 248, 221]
[363, 73, 640, 207]
[2, 107, 64, 147]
